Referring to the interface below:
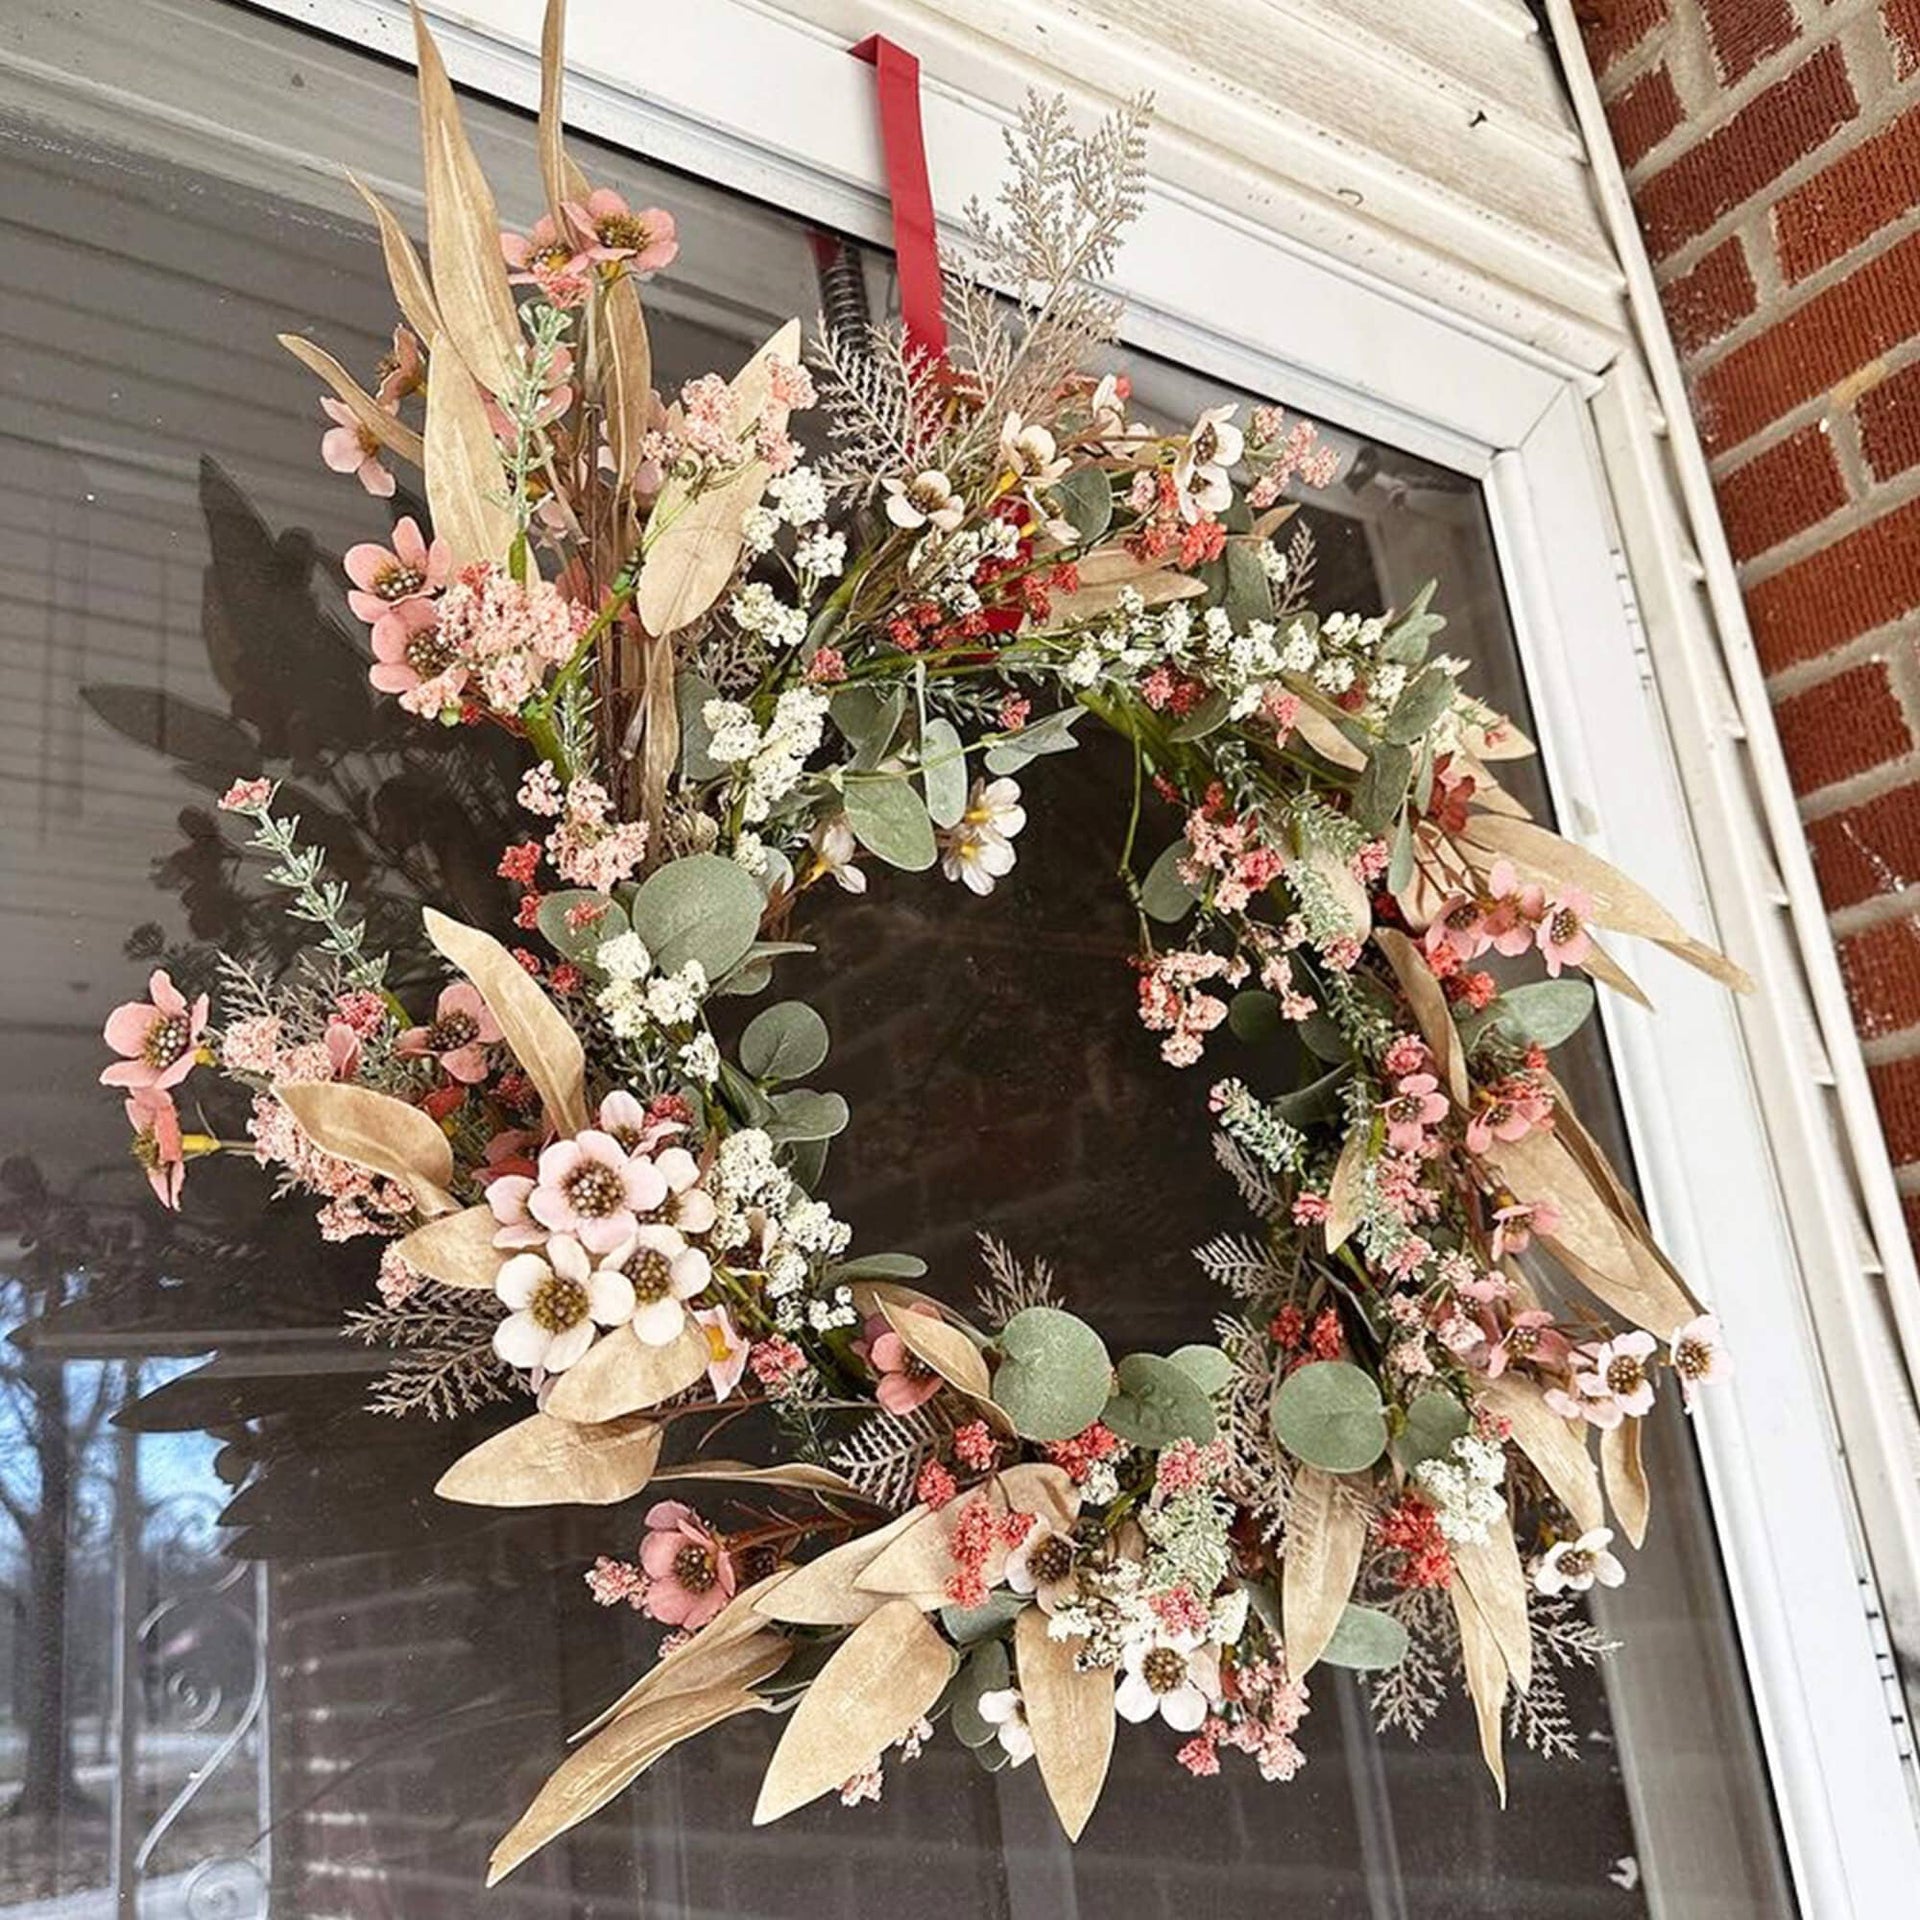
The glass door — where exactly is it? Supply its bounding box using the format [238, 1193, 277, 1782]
[0, 2, 1795, 1914]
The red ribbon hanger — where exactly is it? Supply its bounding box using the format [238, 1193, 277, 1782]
[850, 35, 950, 364]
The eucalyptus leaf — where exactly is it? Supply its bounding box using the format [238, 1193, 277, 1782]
[1104, 1352, 1217, 1448]
[984, 707, 1083, 775]
[1050, 466, 1113, 545]
[1383, 666, 1457, 745]
[1140, 839, 1199, 924]
[845, 776, 938, 872]
[627, 854, 763, 982]
[785, 1135, 829, 1192]
[1274, 1062, 1352, 1127]
[826, 1253, 930, 1282]
[1461, 978, 1597, 1051]
[949, 1640, 1012, 1748]
[939, 1592, 1027, 1646]
[1299, 1010, 1349, 1063]
[714, 960, 772, 998]
[717, 1058, 776, 1129]
[740, 1001, 830, 1082]
[765, 1088, 850, 1143]
[1168, 1344, 1233, 1396]
[832, 685, 906, 769]
[1224, 541, 1273, 629]
[1170, 689, 1233, 742]
[1387, 812, 1416, 896]
[920, 717, 969, 830]
[993, 1307, 1113, 1442]
[1271, 1360, 1387, 1472]
[1319, 1603, 1410, 1671]
[1394, 1389, 1471, 1469]
[1354, 742, 1413, 833]
[1379, 582, 1445, 666]
[535, 889, 627, 965]
[1229, 989, 1282, 1046]
[676, 670, 728, 781]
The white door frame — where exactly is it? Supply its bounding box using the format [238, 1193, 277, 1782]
[229, 0, 1920, 1905]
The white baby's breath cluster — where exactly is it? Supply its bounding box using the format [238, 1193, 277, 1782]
[1411, 1433, 1508, 1545]
[704, 686, 829, 821]
[708, 1126, 854, 1334]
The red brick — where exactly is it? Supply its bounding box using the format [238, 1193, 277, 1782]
[1714, 423, 1847, 561]
[1807, 783, 1920, 909]
[1693, 227, 1920, 452]
[1659, 237, 1758, 356]
[1702, 0, 1797, 85]
[1839, 916, 1920, 1038]
[1582, 0, 1670, 76]
[1608, 65, 1684, 168]
[1892, 0, 1920, 80]
[1636, 46, 1856, 260]
[1857, 358, 1920, 482]
[1748, 497, 1920, 671]
[1771, 659, 1909, 792]
[1869, 1051, 1920, 1162]
[1775, 101, 1920, 282]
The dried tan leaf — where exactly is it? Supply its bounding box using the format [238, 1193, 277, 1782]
[489, 1682, 766, 1884]
[1045, 545, 1206, 623]
[277, 334, 424, 466]
[1376, 926, 1468, 1104]
[435, 1411, 661, 1507]
[538, 0, 592, 226]
[602, 271, 655, 498]
[544, 1323, 712, 1423]
[391, 1204, 503, 1290]
[347, 173, 443, 343]
[648, 1460, 858, 1496]
[752, 1601, 954, 1824]
[412, 2, 523, 396]
[1325, 1131, 1367, 1255]
[1288, 698, 1368, 772]
[879, 1297, 993, 1401]
[1248, 502, 1299, 540]
[1459, 714, 1535, 762]
[1580, 936, 1653, 1010]
[636, 630, 678, 830]
[856, 1463, 1077, 1601]
[1479, 1375, 1603, 1536]
[1450, 1583, 1508, 1805]
[422, 334, 515, 569]
[272, 1081, 456, 1215]
[755, 1511, 924, 1627]
[1458, 813, 1752, 993]
[1282, 1466, 1368, 1676]
[1452, 1524, 1532, 1694]
[1454, 752, 1531, 819]
[1016, 1606, 1113, 1841]
[1601, 1415, 1651, 1549]
[423, 908, 586, 1135]
[636, 320, 801, 639]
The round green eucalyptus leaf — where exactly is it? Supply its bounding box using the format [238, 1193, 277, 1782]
[845, 775, 938, 871]
[1168, 1344, 1234, 1397]
[938, 1591, 1027, 1646]
[992, 1307, 1112, 1442]
[1319, 1604, 1410, 1671]
[1394, 1389, 1471, 1469]
[825, 1253, 929, 1282]
[535, 889, 627, 964]
[1271, 1359, 1388, 1472]
[764, 1088, 849, 1144]
[627, 853, 763, 982]
[1104, 1352, 1217, 1449]
[920, 716, 969, 831]
[1140, 839, 1199, 923]
[948, 1639, 1011, 1748]
[740, 1000, 830, 1082]
[1229, 989, 1282, 1046]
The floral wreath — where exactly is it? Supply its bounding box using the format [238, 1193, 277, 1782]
[97, 2, 1748, 1884]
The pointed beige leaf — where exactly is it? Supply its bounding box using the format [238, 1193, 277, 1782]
[1459, 713, 1535, 762]
[1016, 1607, 1113, 1841]
[277, 334, 424, 466]
[272, 1080, 455, 1215]
[1452, 1524, 1532, 1694]
[1601, 1416, 1651, 1549]
[1454, 752, 1531, 819]
[1287, 696, 1368, 772]
[347, 173, 443, 343]
[412, 3, 523, 396]
[422, 335, 515, 569]
[435, 1410, 661, 1507]
[1479, 1376, 1603, 1535]
[1044, 547, 1206, 624]
[1325, 1131, 1367, 1255]
[538, 0, 592, 225]
[391, 1204, 503, 1290]
[1458, 813, 1752, 993]
[879, 1297, 993, 1401]
[1580, 936, 1653, 1010]
[423, 908, 586, 1135]
[545, 1323, 712, 1423]
[1282, 1466, 1368, 1676]
[752, 1601, 953, 1824]
[855, 1464, 1074, 1599]
[636, 631, 679, 830]
[1451, 1583, 1509, 1805]
[489, 1683, 765, 1884]
[1376, 926, 1469, 1104]
[636, 320, 802, 639]
[756, 1511, 925, 1626]
[602, 271, 655, 497]
[649, 1460, 858, 1496]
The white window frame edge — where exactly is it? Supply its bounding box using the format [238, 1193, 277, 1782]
[237, 0, 1920, 1905]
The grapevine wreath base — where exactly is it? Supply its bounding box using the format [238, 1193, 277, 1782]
[95, 1, 1748, 1883]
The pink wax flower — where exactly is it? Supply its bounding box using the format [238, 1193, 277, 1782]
[367, 597, 463, 707]
[564, 190, 678, 272]
[639, 1501, 736, 1630]
[500, 214, 591, 302]
[1669, 1313, 1733, 1408]
[528, 1129, 667, 1255]
[596, 1088, 682, 1156]
[344, 516, 449, 623]
[319, 397, 395, 497]
[613, 1222, 712, 1346]
[1537, 887, 1596, 977]
[853, 1308, 943, 1416]
[693, 1305, 750, 1400]
[101, 969, 209, 1091]
[218, 777, 275, 813]
[1557, 1330, 1659, 1429]
[396, 982, 501, 1084]
[125, 1088, 186, 1208]
[1381, 1072, 1448, 1153]
[1481, 1308, 1571, 1379]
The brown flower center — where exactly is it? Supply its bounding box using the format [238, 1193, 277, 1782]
[1605, 1354, 1645, 1398]
[529, 1273, 589, 1334]
[372, 559, 426, 602]
[563, 1162, 625, 1220]
[141, 1012, 190, 1069]
[1548, 906, 1582, 945]
[533, 242, 575, 274]
[907, 474, 950, 512]
[1027, 1536, 1075, 1586]
[425, 1010, 479, 1053]
[597, 212, 654, 253]
[625, 1246, 673, 1303]
[1141, 1646, 1187, 1695]
[672, 1543, 717, 1593]
[1443, 899, 1481, 932]
[1556, 1548, 1593, 1581]
[1505, 1324, 1540, 1359]
[1387, 1093, 1426, 1127]
[404, 625, 457, 677]
[1674, 1337, 1711, 1381]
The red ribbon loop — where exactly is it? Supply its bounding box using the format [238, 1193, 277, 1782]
[850, 35, 949, 365]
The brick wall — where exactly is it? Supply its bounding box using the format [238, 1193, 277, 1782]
[1579, 0, 1920, 1244]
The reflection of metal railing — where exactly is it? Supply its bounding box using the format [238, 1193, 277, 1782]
[105, 1362, 272, 1920]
